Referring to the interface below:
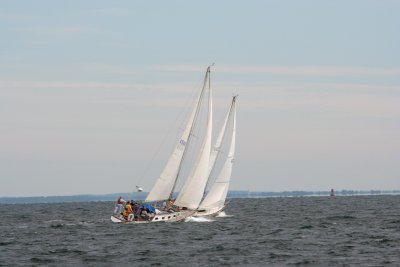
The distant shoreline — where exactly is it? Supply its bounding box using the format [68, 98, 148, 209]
[1, 190, 400, 204]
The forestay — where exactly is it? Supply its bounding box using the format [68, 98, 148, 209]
[145, 83, 205, 203]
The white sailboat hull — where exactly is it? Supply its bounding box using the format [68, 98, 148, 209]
[110, 210, 194, 223]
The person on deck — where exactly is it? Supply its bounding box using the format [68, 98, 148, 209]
[140, 207, 148, 218]
[114, 196, 125, 214]
[122, 201, 133, 219]
[133, 203, 140, 214]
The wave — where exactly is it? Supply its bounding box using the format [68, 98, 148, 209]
[184, 216, 214, 223]
[216, 211, 233, 217]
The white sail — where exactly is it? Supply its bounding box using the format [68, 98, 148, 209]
[206, 95, 232, 184]
[198, 96, 236, 210]
[174, 71, 213, 209]
[145, 84, 204, 202]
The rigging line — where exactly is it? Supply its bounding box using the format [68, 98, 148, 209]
[137, 70, 208, 191]
[135, 77, 204, 189]
[176, 72, 208, 138]
[169, 67, 211, 201]
[198, 63, 215, 193]
[174, 86, 207, 195]
[135, 114, 180, 188]
[191, 68, 214, 209]
[179, 63, 213, 133]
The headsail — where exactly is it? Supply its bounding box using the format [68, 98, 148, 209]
[174, 68, 213, 210]
[205, 93, 233, 190]
[198, 96, 237, 210]
[145, 70, 208, 203]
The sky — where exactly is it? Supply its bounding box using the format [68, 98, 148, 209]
[0, 1, 399, 197]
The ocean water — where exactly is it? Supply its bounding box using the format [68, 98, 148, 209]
[1, 196, 400, 266]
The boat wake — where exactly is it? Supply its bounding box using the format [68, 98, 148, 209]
[185, 216, 214, 223]
[216, 211, 233, 218]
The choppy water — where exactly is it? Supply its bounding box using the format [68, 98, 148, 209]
[1, 196, 400, 266]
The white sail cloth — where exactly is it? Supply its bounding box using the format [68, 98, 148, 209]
[145, 88, 202, 202]
[174, 79, 213, 209]
[198, 97, 236, 210]
[206, 97, 232, 179]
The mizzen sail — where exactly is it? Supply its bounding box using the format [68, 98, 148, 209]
[198, 96, 236, 210]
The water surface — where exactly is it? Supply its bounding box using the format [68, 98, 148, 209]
[1, 196, 399, 266]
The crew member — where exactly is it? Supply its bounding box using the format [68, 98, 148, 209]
[114, 196, 125, 214]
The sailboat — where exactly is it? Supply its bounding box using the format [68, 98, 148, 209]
[111, 66, 236, 223]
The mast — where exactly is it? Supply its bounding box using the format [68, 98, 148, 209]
[174, 66, 213, 209]
[145, 66, 211, 203]
[167, 66, 211, 201]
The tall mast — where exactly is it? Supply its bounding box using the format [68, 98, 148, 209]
[174, 65, 213, 209]
[167, 66, 211, 202]
[145, 66, 211, 203]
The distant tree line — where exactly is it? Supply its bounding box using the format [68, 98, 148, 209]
[1, 190, 400, 204]
[226, 190, 400, 198]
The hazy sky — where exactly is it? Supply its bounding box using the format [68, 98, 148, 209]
[1, 1, 399, 197]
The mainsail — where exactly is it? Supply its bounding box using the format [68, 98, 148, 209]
[174, 69, 213, 209]
[145, 69, 209, 203]
[198, 96, 236, 210]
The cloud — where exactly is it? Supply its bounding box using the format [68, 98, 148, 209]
[87, 7, 131, 16]
[0, 12, 33, 20]
[18, 26, 99, 35]
[1, 79, 399, 94]
[2, 79, 399, 118]
[150, 64, 400, 77]
[83, 63, 139, 75]
[0, 80, 134, 90]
